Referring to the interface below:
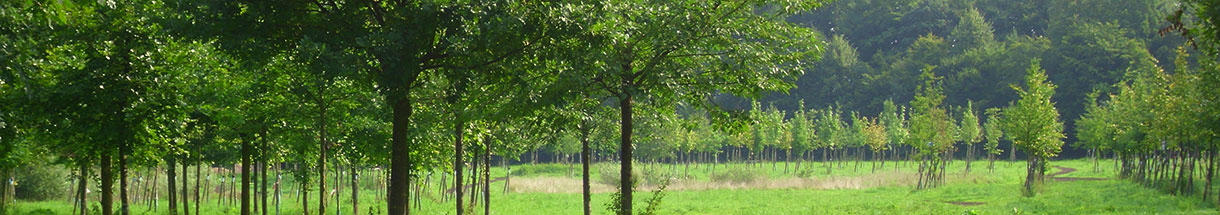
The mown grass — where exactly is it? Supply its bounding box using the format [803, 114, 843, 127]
[9, 159, 1217, 215]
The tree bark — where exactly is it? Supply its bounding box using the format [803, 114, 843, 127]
[101, 154, 113, 215]
[1023, 157, 1036, 197]
[318, 104, 328, 215]
[483, 146, 491, 215]
[119, 145, 130, 215]
[183, 161, 190, 215]
[580, 120, 592, 215]
[261, 135, 269, 215]
[242, 137, 252, 215]
[79, 161, 91, 215]
[454, 115, 465, 215]
[196, 160, 201, 215]
[275, 164, 282, 215]
[352, 164, 359, 215]
[618, 94, 634, 215]
[388, 96, 412, 215]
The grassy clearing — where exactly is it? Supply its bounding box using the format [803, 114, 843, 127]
[9, 159, 1217, 215]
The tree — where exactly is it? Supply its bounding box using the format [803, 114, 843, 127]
[879, 99, 908, 168]
[909, 66, 955, 189]
[573, 1, 827, 213]
[790, 100, 816, 172]
[958, 101, 981, 173]
[862, 116, 888, 172]
[948, 7, 996, 54]
[983, 108, 1004, 172]
[1000, 59, 1064, 197]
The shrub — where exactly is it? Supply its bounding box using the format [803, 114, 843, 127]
[597, 164, 645, 186]
[14, 164, 68, 201]
[709, 168, 765, 184]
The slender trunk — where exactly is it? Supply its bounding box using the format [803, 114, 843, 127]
[1207, 148, 1216, 202]
[303, 177, 310, 215]
[469, 150, 478, 210]
[335, 163, 341, 215]
[580, 120, 592, 215]
[275, 164, 282, 215]
[168, 158, 177, 215]
[388, 96, 412, 215]
[196, 161, 202, 215]
[483, 146, 491, 215]
[1024, 157, 1036, 196]
[101, 154, 114, 215]
[454, 114, 465, 215]
[182, 161, 190, 215]
[318, 105, 328, 215]
[242, 136, 252, 215]
[261, 137, 269, 215]
[785, 149, 791, 174]
[119, 145, 130, 215]
[618, 94, 635, 215]
[79, 161, 90, 215]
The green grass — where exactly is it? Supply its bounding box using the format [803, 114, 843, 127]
[9, 159, 1218, 215]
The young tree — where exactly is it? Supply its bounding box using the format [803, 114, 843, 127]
[909, 66, 955, 189]
[815, 106, 845, 174]
[958, 101, 982, 173]
[880, 99, 909, 168]
[573, 1, 826, 213]
[862, 116, 888, 173]
[790, 100, 816, 173]
[1000, 59, 1064, 197]
[983, 108, 1005, 173]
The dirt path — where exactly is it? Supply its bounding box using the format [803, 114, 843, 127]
[1049, 166, 1108, 181]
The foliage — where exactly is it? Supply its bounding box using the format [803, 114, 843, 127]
[983, 108, 1004, 156]
[1001, 60, 1064, 161]
[13, 163, 68, 201]
[999, 59, 1064, 196]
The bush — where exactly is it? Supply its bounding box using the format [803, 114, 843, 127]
[709, 168, 765, 184]
[14, 164, 68, 201]
[597, 164, 641, 186]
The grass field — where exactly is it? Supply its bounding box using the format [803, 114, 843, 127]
[9, 159, 1218, 215]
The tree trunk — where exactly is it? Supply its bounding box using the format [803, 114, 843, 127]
[454, 114, 465, 215]
[119, 145, 130, 215]
[275, 164, 282, 215]
[79, 161, 91, 215]
[196, 161, 202, 215]
[483, 147, 491, 215]
[303, 178, 310, 215]
[242, 137, 252, 215]
[101, 154, 114, 215]
[388, 96, 412, 215]
[183, 161, 190, 215]
[352, 164, 359, 215]
[1023, 157, 1036, 197]
[318, 105, 328, 215]
[580, 120, 592, 215]
[618, 94, 634, 215]
[261, 138, 269, 215]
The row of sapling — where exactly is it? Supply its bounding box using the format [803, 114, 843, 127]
[1074, 47, 1220, 201]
